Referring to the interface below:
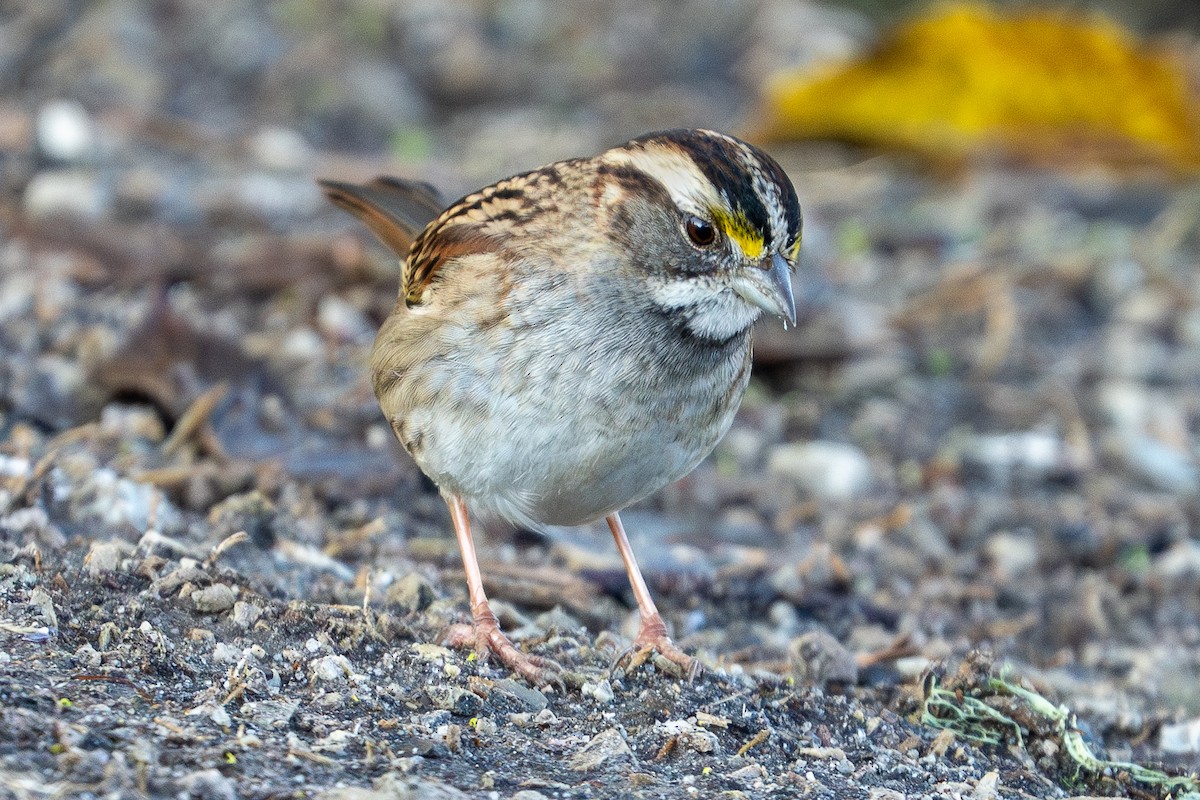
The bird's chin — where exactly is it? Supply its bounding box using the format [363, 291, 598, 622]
[647, 276, 761, 342]
[681, 295, 761, 342]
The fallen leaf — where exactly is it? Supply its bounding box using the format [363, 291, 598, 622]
[754, 4, 1200, 173]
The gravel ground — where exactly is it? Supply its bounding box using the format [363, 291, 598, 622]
[3, 2, 1200, 798]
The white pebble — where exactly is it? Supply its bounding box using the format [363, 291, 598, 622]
[0, 455, 30, 479]
[767, 441, 872, 500]
[1160, 717, 1200, 753]
[971, 431, 1062, 477]
[191, 584, 236, 613]
[317, 295, 373, 343]
[250, 125, 314, 171]
[23, 170, 105, 220]
[36, 100, 95, 162]
[581, 679, 614, 704]
[984, 531, 1039, 578]
[311, 654, 352, 682]
[281, 327, 324, 360]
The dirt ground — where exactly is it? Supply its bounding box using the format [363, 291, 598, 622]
[3, 2, 1200, 798]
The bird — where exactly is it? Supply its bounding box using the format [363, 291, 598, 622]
[320, 128, 801, 684]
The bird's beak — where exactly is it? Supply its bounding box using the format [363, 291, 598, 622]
[731, 252, 796, 326]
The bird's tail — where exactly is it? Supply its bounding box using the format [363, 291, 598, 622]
[318, 176, 445, 258]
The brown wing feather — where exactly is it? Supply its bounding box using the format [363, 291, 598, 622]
[402, 215, 501, 307]
[321, 176, 500, 306]
[399, 173, 546, 305]
[324, 163, 573, 306]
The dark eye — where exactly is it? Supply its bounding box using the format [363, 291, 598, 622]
[685, 216, 716, 247]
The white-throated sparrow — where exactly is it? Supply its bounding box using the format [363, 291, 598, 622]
[321, 129, 801, 684]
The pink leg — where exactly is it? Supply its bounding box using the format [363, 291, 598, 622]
[607, 512, 698, 678]
[443, 494, 560, 685]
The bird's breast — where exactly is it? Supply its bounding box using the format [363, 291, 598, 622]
[374, 266, 753, 528]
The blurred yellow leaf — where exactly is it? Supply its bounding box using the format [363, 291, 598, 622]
[754, 4, 1200, 172]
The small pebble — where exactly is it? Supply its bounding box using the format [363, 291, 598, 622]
[84, 540, 127, 576]
[410, 642, 455, 662]
[1153, 542, 1200, 580]
[727, 763, 768, 785]
[1160, 718, 1200, 753]
[240, 699, 299, 729]
[983, 531, 1039, 579]
[1121, 434, 1199, 493]
[23, 170, 106, 219]
[249, 125, 313, 171]
[767, 441, 872, 500]
[281, 327, 325, 360]
[420, 709, 451, 730]
[232, 601, 262, 629]
[974, 771, 999, 800]
[317, 294, 373, 343]
[178, 768, 237, 800]
[581, 679, 614, 704]
[491, 678, 548, 711]
[73, 644, 101, 668]
[310, 654, 352, 682]
[0, 455, 30, 479]
[387, 573, 436, 614]
[659, 719, 718, 753]
[789, 629, 858, 685]
[211, 642, 240, 663]
[190, 584, 236, 613]
[568, 727, 633, 771]
[36, 100, 95, 162]
[425, 686, 483, 717]
[969, 430, 1065, 481]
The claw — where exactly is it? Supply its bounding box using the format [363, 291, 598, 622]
[609, 613, 699, 681]
[447, 608, 563, 687]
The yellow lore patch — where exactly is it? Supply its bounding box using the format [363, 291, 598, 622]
[712, 208, 764, 261]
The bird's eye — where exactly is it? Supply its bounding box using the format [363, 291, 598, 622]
[685, 216, 717, 247]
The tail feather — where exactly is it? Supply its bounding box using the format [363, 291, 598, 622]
[319, 176, 446, 258]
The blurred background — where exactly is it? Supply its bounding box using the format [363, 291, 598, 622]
[6, 0, 1199, 200]
[5, 0, 1200, 725]
[4, 0, 1200, 790]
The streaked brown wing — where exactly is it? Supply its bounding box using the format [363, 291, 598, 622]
[326, 164, 566, 306]
[403, 225, 496, 306]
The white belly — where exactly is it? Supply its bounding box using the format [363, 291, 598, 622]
[403, 336, 749, 528]
[409, 367, 744, 528]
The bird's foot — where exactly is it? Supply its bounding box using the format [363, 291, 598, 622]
[446, 604, 562, 687]
[612, 613, 700, 681]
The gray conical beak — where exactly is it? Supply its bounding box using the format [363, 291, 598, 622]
[731, 252, 796, 326]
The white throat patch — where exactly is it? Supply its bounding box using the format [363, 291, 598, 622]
[647, 275, 761, 341]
